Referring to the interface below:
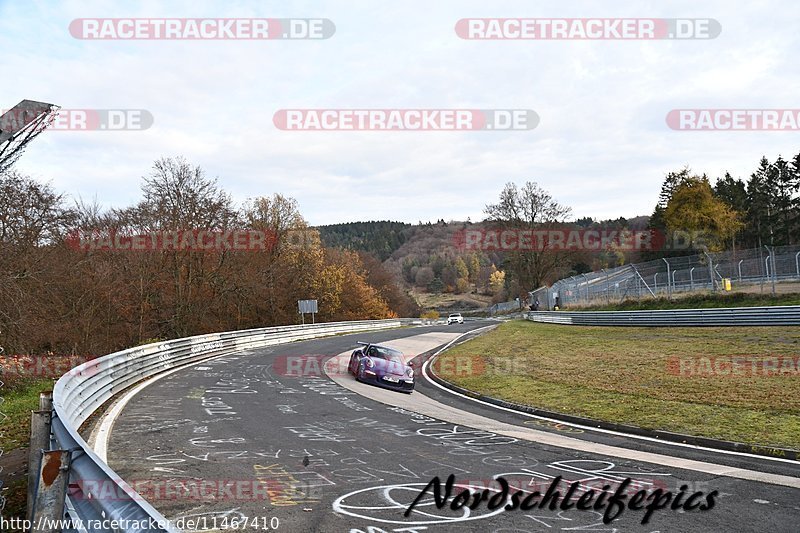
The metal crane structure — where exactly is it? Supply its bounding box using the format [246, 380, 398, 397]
[0, 99, 60, 173]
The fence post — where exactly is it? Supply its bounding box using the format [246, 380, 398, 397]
[774, 253, 778, 292]
[738, 259, 744, 282]
[581, 274, 589, 304]
[662, 258, 671, 298]
[768, 246, 777, 296]
[27, 391, 54, 521]
[796, 251, 800, 278]
[704, 252, 714, 291]
[689, 267, 695, 290]
[30, 449, 72, 532]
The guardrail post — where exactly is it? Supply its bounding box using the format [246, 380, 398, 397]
[27, 392, 54, 521]
[30, 449, 72, 533]
[39, 390, 53, 411]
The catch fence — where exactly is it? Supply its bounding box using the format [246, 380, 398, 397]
[537, 244, 800, 309]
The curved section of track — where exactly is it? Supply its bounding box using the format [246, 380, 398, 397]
[105, 322, 800, 532]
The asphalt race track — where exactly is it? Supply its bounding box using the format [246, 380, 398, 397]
[104, 322, 800, 532]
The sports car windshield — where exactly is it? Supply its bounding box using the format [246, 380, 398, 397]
[371, 347, 404, 362]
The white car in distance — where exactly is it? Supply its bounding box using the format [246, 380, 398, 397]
[447, 313, 464, 325]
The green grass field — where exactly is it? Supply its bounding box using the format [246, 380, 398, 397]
[437, 321, 800, 448]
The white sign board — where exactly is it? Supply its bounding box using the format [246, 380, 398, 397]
[298, 299, 318, 314]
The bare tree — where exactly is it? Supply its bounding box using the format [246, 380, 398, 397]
[0, 170, 74, 353]
[484, 181, 572, 297]
[137, 157, 237, 230]
[243, 193, 309, 255]
[134, 157, 238, 337]
[242, 194, 312, 323]
[0, 170, 74, 247]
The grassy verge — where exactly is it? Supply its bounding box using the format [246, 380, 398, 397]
[438, 321, 800, 448]
[1, 379, 54, 524]
[410, 288, 493, 311]
[575, 291, 800, 311]
[1, 379, 55, 452]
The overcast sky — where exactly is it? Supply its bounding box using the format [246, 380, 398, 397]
[3, 0, 799, 225]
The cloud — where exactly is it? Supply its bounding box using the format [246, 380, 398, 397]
[4, 0, 799, 224]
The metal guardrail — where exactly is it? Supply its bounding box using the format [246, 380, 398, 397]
[527, 305, 800, 326]
[47, 319, 409, 532]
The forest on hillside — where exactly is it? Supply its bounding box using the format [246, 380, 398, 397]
[315, 150, 800, 306]
[318, 221, 412, 261]
[1, 149, 797, 355]
[0, 157, 418, 356]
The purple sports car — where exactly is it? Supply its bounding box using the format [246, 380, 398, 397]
[348, 342, 415, 393]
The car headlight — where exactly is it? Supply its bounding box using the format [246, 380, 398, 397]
[365, 358, 374, 368]
[406, 368, 414, 378]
